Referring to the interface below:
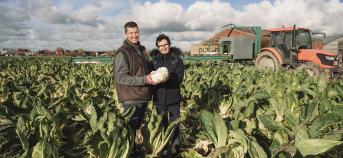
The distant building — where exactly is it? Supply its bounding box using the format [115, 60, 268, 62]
[2, 48, 16, 52]
[37, 49, 52, 56]
[16, 48, 34, 56]
[315, 34, 343, 63]
[84, 51, 97, 56]
[1, 48, 16, 56]
[322, 34, 343, 55]
[312, 38, 324, 50]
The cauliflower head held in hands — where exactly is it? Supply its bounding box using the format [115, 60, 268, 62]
[150, 67, 169, 83]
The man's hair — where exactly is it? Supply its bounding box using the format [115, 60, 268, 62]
[124, 21, 138, 33]
[155, 34, 171, 47]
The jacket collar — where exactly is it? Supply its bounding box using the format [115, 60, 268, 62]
[123, 40, 145, 52]
[150, 47, 182, 58]
[124, 39, 141, 46]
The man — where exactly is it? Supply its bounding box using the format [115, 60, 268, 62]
[113, 21, 156, 134]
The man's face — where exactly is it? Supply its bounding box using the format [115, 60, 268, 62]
[125, 27, 140, 44]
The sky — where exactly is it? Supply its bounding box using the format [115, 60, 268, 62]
[1, 0, 343, 51]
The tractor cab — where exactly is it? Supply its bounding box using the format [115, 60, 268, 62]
[268, 27, 310, 65]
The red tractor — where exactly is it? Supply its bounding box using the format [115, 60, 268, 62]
[255, 26, 339, 75]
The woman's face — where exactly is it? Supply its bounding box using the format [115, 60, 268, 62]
[157, 39, 170, 54]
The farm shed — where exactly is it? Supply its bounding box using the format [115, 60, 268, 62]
[322, 34, 343, 54]
[317, 34, 343, 63]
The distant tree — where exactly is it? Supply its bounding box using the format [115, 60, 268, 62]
[76, 48, 84, 56]
[56, 47, 64, 56]
[183, 50, 191, 56]
[110, 49, 116, 56]
[45, 49, 52, 56]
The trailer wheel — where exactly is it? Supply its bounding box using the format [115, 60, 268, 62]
[296, 63, 320, 76]
[255, 51, 281, 71]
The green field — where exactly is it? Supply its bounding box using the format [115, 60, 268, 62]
[0, 57, 342, 158]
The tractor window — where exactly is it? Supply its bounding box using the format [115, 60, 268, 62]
[295, 30, 312, 49]
[284, 32, 292, 49]
[271, 32, 291, 54]
[272, 32, 284, 46]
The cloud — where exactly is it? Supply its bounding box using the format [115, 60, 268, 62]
[28, 0, 71, 24]
[126, 0, 239, 50]
[130, 1, 186, 33]
[237, 0, 343, 35]
[0, 5, 30, 43]
[0, 5, 29, 22]
[0, 0, 121, 50]
[27, 0, 106, 27]
[130, 0, 237, 32]
[69, 2, 106, 27]
[183, 1, 237, 31]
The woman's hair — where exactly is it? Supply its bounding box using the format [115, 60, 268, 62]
[155, 34, 171, 47]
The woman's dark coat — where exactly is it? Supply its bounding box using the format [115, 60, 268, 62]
[150, 47, 185, 106]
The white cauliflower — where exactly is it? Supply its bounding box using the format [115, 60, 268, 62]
[151, 67, 169, 83]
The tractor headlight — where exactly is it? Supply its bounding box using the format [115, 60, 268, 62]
[317, 53, 337, 66]
[325, 56, 335, 61]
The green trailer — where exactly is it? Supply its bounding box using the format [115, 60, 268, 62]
[182, 25, 262, 62]
[218, 25, 262, 60]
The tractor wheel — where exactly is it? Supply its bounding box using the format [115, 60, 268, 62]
[255, 51, 281, 71]
[296, 63, 320, 76]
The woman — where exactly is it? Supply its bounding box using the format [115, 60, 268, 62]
[150, 34, 185, 155]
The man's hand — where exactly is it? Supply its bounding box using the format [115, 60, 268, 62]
[146, 74, 157, 85]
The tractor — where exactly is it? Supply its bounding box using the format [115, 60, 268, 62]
[208, 24, 339, 76]
[255, 25, 339, 75]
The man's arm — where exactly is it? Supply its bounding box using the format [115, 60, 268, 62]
[115, 52, 147, 86]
